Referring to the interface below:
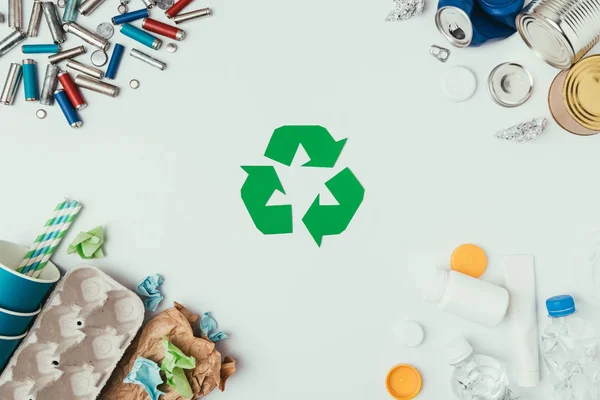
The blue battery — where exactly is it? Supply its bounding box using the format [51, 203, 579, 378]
[436, 0, 516, 47]
[477, 0, 524, 28]
[112, 8, 149, 25]
[22, 59, 39, 101]
[62, 0, 80, 23]
[55, 89, 82, 128]
[105, 43, 125, 80]
[120, 23, 162, 50]
[22, 44, 60, 54]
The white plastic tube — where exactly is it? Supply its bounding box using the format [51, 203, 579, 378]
[503, 255, 539, 387]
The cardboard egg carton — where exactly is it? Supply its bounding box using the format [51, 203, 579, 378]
[0, 266, 145, 399]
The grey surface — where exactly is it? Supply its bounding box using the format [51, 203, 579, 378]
[0, 0, 598, 399]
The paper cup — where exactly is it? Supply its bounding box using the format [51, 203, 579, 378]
[0, 331, 27, 372]
[0, 306, 40, 337]
[0, 241, 60, 313]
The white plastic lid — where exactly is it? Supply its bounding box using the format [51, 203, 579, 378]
[441, 66, 477, 102]
[446, 336, 474, 365]
[422, 269, 449, 304]
[396, 321, 425, 348]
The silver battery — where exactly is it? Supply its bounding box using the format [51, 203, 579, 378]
[141, 0, 156, 8]
[0, 63, 22, 105]
[48, 45, 86, 64]
[0, 30, 27, 58]
[130, 48, 166, 70]
[78, 0, 106, 16]
[517, 0, 600, 69]
[42, 2, 66, 43]
[66, 59, 104, 79]
[26, 0, 43, 37]
[74, 74, 119, 97]
[8, 0, 22, 29]
[40, 64, 59, 105]
[64, 22, 110, 50]
[172, 7, 211, 24]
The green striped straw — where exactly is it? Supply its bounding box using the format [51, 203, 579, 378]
[29, 201, 82, 278]
[16, 199, 68, 274]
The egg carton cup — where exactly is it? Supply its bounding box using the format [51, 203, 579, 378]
[0, 265, 145, 399]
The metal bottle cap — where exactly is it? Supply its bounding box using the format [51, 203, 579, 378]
[435, 6, 473, 48]
[563, 55, 600, 131]
[549, 70, 598, 136]
[487, 62, 533, 107]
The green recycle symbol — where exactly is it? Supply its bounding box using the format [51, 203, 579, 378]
[241, 125, 365, 246]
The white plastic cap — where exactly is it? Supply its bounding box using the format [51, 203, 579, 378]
[517, 369, 540, 388]
[422, 269, 449, 304]
[446, 336, 474, 365]
[396, 321, 425, 348]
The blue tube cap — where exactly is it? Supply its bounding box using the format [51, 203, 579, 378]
[546, 295, 576, 317]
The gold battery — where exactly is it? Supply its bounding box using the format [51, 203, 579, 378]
[563, 55, 600, 131]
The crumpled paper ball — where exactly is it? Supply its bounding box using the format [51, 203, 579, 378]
[67, 226, 105, 259]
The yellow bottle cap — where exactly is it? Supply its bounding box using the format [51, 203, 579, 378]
[386, 364, 422, 400]
[450, 244, 487, 278]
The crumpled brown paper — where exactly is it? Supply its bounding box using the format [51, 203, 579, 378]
[101, 302, 236, 399]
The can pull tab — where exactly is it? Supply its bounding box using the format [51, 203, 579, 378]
[430, 45, 451, 62]
[448, 22, 466, 40]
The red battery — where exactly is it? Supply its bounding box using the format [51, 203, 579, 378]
[165, 0, 193, 19]
[142, 18, 185, 41]
[57, 71, 87, 110]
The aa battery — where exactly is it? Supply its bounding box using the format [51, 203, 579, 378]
[165, 0, 193, 18]
[57, 70, 87, 109]
[48, 45, 86, 64]
[0, 63, 22, 105]
[66, 59, 104, 79]
[78, 0, 106, 16]
[74, 74, 119, 97]
[105, 43, 124, 79]
[55, 89, 82, 128]
[42, 2, 66, 44]
[130, 48, 166, 70]
[0, 30, 27, 58]
[22, 59, 39, 101]
[22, 43, 60, 53]
[26, 0, 43, 37]
[120, 23, 161, 50]
[8, 0, 22, 29]
[142, 18, 185, 41]
[64, 22, 110, 50]
[40, 64, 59, 105]
[172, 7, 211, 24]
[62, 0, 79, 23]
[141, 0, 157, 8]
[111, 8, 148, 25]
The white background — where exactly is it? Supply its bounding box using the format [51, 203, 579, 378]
[0, 0, 600, 399]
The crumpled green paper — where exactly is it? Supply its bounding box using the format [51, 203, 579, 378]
[160, 336, 196, 398]
[67, 226, 105, 259]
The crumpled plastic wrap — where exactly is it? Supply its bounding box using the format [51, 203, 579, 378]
[101, 302, 236, 399]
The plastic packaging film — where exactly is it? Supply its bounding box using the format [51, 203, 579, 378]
[0, 265, 144, 399]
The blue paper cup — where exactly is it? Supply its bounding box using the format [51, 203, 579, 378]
[0, 331, 27, 372]
[0, 240, 60, 313]
[0, 306, 40, 337]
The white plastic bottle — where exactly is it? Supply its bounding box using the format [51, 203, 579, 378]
[541, 295, 600, 399]
[447, 336, 518, 400]
[423, 269, 509, 328]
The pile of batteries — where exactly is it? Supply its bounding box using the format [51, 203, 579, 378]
[0, 0, 211, 128]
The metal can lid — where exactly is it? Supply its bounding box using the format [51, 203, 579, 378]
[435, 6, 473, 48]
[487, 62, 533, 107]
[563, 55, 600, 131]
[548, 70, 598, 136]
[516, 14, 573, 69]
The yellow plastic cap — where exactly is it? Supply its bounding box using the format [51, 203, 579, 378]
[450, 244, 487, 278]
[386, 364, 422, 400]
